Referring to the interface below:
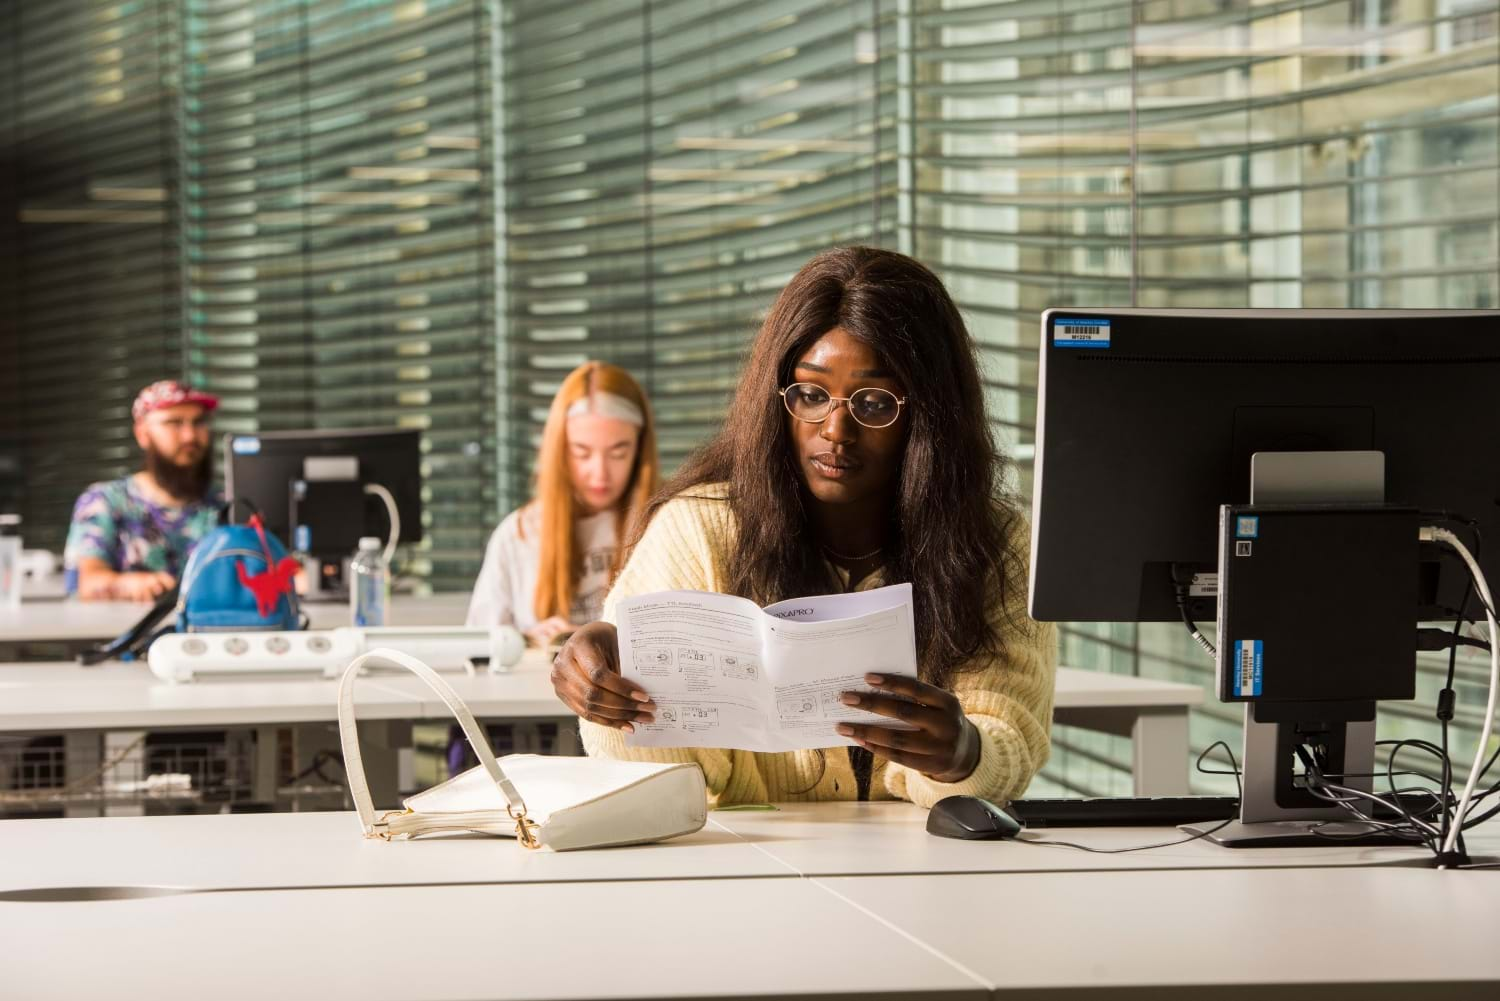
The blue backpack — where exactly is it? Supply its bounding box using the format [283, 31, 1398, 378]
[175, 515, 301, 633]
[79, 511, 302, 664]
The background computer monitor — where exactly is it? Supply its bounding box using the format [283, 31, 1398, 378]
[223, 428, 423, 559]
[1029, 308, 1500, 626]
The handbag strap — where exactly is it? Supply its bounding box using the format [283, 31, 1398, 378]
[337, 647, 537, 846]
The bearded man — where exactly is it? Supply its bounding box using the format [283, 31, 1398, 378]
[64, 381, 223, 602]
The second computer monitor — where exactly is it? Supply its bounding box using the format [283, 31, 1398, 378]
[223, 427, 423, 558]
[1028, 308, 1500, 625]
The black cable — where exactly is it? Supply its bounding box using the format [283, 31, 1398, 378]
[1305, 781, 1443, 834]
[1385, 743, 1445, 836]
[286, 750, 346, 791]
[1012, 742, 1242, 855]
[1295, 744, 1444, 850]
[1172, 579, 1216, 659]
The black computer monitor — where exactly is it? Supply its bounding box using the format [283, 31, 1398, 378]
[223, 428, 423, 561]
[1030, 308, 1500, 625]
[1028, 307, 1500, 845]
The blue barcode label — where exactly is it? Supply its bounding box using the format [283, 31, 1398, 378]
[1233, 640, 1263, 697]
[1053, 318, 1111, 349]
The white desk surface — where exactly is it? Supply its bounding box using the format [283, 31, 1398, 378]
[3, 805, 1497, 1000]
[4, 878, 988, 1001]
[386, 656, 1198, 718]
[0, 658, 570, 732]
[0, 811, 792, 891]
[823, 868, 1500, 999]
[1053, 667, 1200, 708]
[0, 652, 1193, 733]
[19, 577, 66, 601]
[0, 661, 424, 731]
[706, 801, 1457, 876]
[0, 591, 1201, 714]
[4, 804, 1488, 896]
[0, 592, 473, 643]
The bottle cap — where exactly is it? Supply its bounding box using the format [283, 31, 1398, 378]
[357, 536, 382, 550]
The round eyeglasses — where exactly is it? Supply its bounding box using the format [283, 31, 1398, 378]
[778, 383, 908, 430]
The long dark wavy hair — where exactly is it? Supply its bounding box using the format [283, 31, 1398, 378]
[629, 246, 1029, 690]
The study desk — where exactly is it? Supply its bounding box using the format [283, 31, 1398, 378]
[1, 805, 1495, 1000]
[0, 652, 582, 817]
[0, 654, 1199, 803]
[0, 661, 422, 731]
[1051, 668, 1200, 795]
[381, 659, 1203, 796]
[19, 576, 66, 601]
[0, 662, 435, 813]
[6, 804, 1489, 895]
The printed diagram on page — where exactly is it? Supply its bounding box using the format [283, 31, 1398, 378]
[615, 584, 919, 752]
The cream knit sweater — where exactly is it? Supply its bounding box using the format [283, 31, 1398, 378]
[580, 484, 1057, 808]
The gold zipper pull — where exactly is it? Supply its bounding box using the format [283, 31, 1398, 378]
[507, 804, 540, 849]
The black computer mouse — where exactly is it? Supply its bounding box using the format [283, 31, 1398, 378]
[926, 795, 1024, 840]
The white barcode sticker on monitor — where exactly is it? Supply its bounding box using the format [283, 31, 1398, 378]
[1188, 573, 1217, 598]
[1053, 318, 1111, 349]
[1232, 639, 1263, 697]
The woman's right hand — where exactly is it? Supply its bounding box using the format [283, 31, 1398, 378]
[550, 621, 657, 733]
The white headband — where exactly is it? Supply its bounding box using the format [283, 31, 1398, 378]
[566, 391, 644, 427]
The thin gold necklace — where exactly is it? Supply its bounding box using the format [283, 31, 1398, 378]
[821, 543, 883, 562]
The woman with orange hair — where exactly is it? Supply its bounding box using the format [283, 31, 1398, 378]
[466, 361, 660, 647]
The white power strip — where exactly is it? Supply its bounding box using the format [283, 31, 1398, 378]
[148, 625, 525, 683]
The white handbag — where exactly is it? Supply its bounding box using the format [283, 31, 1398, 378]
[337, 648, 708, 851]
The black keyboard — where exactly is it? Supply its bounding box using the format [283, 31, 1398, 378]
[1008, 796, 1240, 828]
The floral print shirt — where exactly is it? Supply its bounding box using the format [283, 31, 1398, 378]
[63, 476, 223, 588]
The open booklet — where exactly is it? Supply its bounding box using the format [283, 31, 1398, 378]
[615, 582, 917, 753]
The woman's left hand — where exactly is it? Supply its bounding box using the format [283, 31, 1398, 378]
[836, 674, 980, 783]
[526, 616, 574, 648]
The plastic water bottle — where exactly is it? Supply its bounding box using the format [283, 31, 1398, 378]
[0, 514, 20, 608]
[350, 536, 388, 627]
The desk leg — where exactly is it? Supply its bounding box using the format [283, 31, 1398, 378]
[1131, 708, 1191, 797]
[359, 720, 409, 812]
[251, 726, 279, 806]
[63, 731, 101, 818]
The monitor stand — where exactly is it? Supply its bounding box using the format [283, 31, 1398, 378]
[1183, 713, 1393, 847]
[1183, 450, 1407, 848]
